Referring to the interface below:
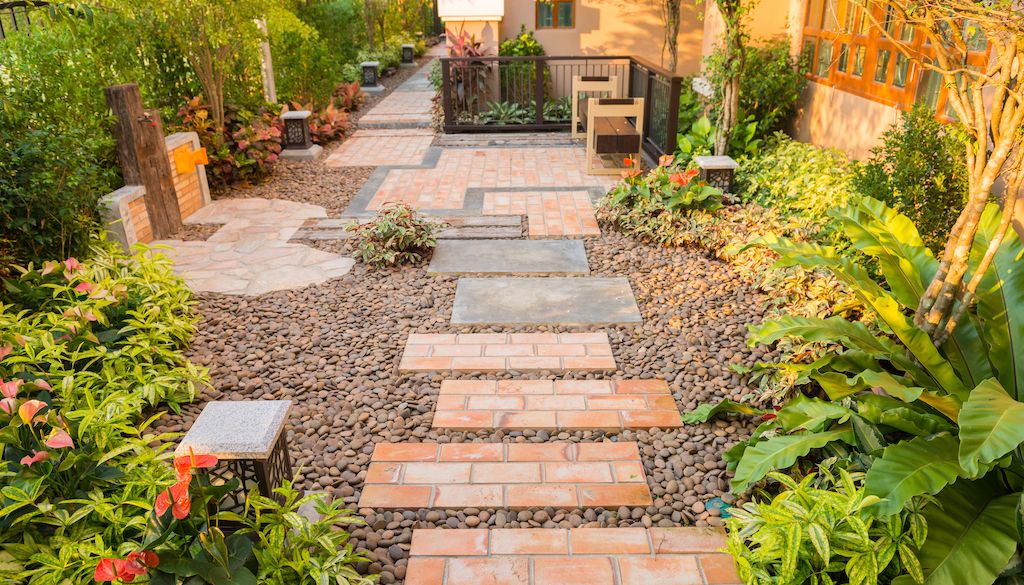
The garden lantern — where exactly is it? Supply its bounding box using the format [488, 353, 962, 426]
[279, 111, 322, 161]
[694, 155, 740, 193]
[402, 44, 415, 66]
[175, 400, 293, 512]
[361, 61, 380, 87]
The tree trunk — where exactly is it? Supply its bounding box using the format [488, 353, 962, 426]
[664, 0, 681, 72]
[714, 73, 740, 155]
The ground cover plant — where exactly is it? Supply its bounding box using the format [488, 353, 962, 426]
[347, 204, 443, 267]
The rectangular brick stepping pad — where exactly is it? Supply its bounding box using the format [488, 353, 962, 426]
[427, 240, 589, 275]
[405, 527, 740, 585]
[452, 278, 642, 326]
[399, 333, 616, 373]
[358, 442, 652, 510]
[433, 380, 682, 431]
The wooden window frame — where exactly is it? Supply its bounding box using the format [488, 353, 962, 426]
[536, 0, 575, 30]
[800, 0, 989, 115]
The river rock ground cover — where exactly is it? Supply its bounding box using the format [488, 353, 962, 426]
[155, 201, 771, 583]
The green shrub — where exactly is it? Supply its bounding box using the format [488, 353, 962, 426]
[728, 465, 927, 585]
[271, 22, 351, 106]
[676, 115, 762, 166]
[347, 204, 442, 266]
[737, 40, 806, 136]
[356, 44, 403, 71]
[499, 26, 545, 56]
[604, 161, 724, 213]
[298, 0, 367, 65]
[696, 196, 1024, 585]
[0, 113, 118, 268]
[852, 104, 969, 253]
[737, 133, 856, 219]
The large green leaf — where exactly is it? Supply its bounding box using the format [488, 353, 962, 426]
[832, 196, 936, 307]
[748, 315, 895, 356]
[680, 399, 764, 424]
[731, 426, 854, 493]
[815, 369, 924, 402]
[892, 479, 1018, 585]
[775, 394, 853, 432]
[855, 394, 955, 437]
[865, 433, 964, 517]
[972, 204, 1024, 401]
[957, 378, 1024, 476]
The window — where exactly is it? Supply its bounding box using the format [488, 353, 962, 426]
[801, 0, 989, 112]
[537, 1, 574, 29]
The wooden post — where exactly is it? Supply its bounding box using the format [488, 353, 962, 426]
[534, 58, 545, 125]
[104, 83, 182, 238]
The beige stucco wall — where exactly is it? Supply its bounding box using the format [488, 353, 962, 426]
[701, 0, 792, 60]
[443, 19, 504, 53]
[791, 81, 901, 159]
[501, 0, 705, 74]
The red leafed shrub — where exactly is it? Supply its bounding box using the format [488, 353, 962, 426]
[284, 101, 350, 144]
[333, 81, 366, 112]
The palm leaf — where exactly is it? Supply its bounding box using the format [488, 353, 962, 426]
[956, 378, 1024, 476]
[731, 426, 854, 493]
[864, 433, 964, 517]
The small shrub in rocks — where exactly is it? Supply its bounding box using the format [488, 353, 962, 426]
[346, 204, 443, 267]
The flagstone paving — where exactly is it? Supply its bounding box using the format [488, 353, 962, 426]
[398, 332, 616, 373]
[432, 379, 682, 431]
[358, 442, 653, 510]
[451, 277, 643, 326]
[427, 240, 589, 275]
[153, 198, 353, 295]
[406, 528, 739, 585]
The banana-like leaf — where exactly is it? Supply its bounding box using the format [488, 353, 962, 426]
[864, 433, 965, 517]
[815, 369, 925, 402]
[855, 394, 955, 436]
[941, 314, 993, 391]
[972, 204, 1024, 401]
[731, 426, 854, 493]
[680, 399, 765, 424]
[776, 394, 854, 432]
[892, 479, 1017, 585]
[832, 196, 936, 307]
[957, 378, 1024, 476]
[914, 390, 962, 422]
[748, 315, 898, 356]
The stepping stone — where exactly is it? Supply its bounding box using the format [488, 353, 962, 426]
[433, 379, 682, 431]
[357, 442, 652, 510]
[436, 226, 523, 240]
[406, 527, 740, 585]
[428, 240, 589, 275]
[398, 332, 616, 373]
[452, 277, 642, 326]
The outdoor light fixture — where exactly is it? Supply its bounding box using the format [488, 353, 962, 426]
[361, 61, 385, 94]
[175, 400, 294, 512]
[279, 111, 322, 160]
[694, 155, 740, 193]
[402, 44, 415, 66]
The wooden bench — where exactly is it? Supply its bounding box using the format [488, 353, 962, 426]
[571, 75, 619, 140]
[584, 97, 645, 175]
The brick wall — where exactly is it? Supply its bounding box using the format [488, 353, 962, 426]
[126, 196, 153, 243]
[165, 132, 211, 220]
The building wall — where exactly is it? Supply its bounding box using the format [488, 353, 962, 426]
[791, 81, 900, 159]
[700, 0, 792, 60]
[502, 0, 705, 74]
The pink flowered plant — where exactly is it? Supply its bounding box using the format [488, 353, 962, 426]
[20, 450, 49, 466]
[94, 551, 159, 583]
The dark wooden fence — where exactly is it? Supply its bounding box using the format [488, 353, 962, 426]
[0, 1, 44, 39]
[439, 54, 685, 160]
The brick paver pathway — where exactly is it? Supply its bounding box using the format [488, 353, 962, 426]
[398, 333, 616, 373]
[406, 528, 740, 585]
[325, 128, 434, 168]
[359, 442, 652, 510]
[433, 379, 683, 431]
[483, 191, 601, 238]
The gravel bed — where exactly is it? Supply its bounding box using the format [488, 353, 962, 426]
[154, 230, 772, 584]
[169, 223, 220, 241]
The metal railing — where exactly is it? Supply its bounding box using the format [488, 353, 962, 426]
[0, 1, 44, 40]
[439, 54, 685, 159]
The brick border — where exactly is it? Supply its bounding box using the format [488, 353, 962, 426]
[399, 332, 616, 373]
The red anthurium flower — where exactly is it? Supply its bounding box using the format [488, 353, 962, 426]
[44, 428, 74, 449]
[94, 558, 118, 582]
[623, 156, 635, 167]
[94, 553, 153, 583]
[155, 478, 192, 520]
[174, 452, 218, 480]
[0, 398, 16, 415]
[658, 154, 674, 167]
[669, 172, 689, 186]
[126, 550, 159, 569]
[18, 400, 46, 424]
[74, 282, 94, 293]
[1, 378, 21, 398]
[20, 450, 49, 466]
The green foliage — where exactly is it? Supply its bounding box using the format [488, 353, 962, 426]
[347, 204, 442, 267]
[499, 26, 546, 56]
[270, 16, 351, 106]
[544, 96, 572, 123]
[604, 161, 724, 214]
[737, 40, 807, 136]
[230, 481, 375, 585]
[852, 104, 970, 253]
[728, 466, 927, 585]
[480, 101, 535, 125]
[699, 197, 1024, 585]
[0, 241, 205, 583]
[356, 44, 404, 71]
[676, 115, 762, 166]
[297, 0, 367, 65]
[737, 133, 857, 219]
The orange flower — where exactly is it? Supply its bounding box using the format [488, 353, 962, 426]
[621, 168, 643, 180]
[623, 156, 635, 167]
[18, 400, 46, 424]
[174, 452, 218, 481]
[658, 154, 674, 167]
[155, 478, 191, 520]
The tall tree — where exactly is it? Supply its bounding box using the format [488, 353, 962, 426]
[700, 0, 754, 155]
[864, 0, 1024, 345]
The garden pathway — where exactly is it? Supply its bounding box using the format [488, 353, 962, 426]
[334, 53, 741, 585]
[153, 198, 353, 295]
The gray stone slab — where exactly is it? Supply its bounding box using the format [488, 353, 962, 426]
[429, 240, 589, 275]
[175, 400, 291, 459]
[437, 226, 522, 239]
[452, 277, 641, 326]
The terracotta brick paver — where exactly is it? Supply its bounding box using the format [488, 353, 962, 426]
[433, 379, 681, 430]
[399, 333, 616, 373]
[358, 442, 652, 510]
[367, 148, 612, 211]
[406, 528, 740, 585]
[483, 191, 601, 238]
[324, 128, 434, 167]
